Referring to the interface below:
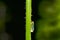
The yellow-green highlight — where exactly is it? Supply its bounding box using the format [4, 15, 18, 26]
[26, 0, 32, 40]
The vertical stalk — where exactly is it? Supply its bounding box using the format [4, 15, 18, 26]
[26, 0, 32, 40]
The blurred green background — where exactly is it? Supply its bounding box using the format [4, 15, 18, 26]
[32, 0, 60, 40]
